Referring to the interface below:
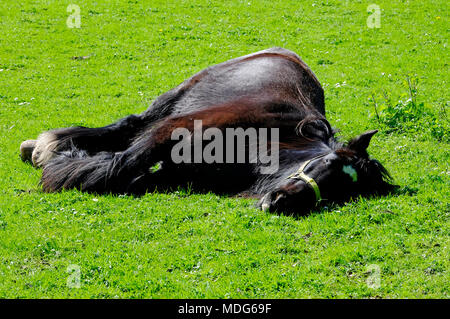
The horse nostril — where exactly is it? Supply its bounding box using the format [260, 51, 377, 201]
[271, 191, 287, 211]
[274, 192, 285, 203]
[260, 191, 287, 212]
[260, 191, 284, 212]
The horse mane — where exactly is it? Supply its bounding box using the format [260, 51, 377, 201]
[353, 156, 395, 194]
[334, 145, 395, 195]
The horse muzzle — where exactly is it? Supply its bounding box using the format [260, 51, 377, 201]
[259, 183, 319, 215]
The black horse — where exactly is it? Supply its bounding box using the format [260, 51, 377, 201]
[20, 47, 395, 214]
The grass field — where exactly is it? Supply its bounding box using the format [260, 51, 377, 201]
[0, 0, 448, 298]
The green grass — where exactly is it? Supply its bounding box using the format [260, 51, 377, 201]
[0, 0, 448, 298]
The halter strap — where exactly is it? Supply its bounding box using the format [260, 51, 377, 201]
[287, 154, 327, 202]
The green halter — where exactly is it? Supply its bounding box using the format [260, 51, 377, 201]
[287, 155, 325, 202]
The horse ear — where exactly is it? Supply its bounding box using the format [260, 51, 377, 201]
[348, 130, 378, 153]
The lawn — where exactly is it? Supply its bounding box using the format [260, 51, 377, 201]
[0, 0, 448, 298]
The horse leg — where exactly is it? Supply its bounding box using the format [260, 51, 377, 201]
[40, 102, 224, 193]
[20, 140, 37, 163]
[39, 120, 173, 194]
[24, 114, 148, 168]
[21, 83, 191, 167]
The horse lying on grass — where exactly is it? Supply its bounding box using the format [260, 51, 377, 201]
[20, 47, 395, 214]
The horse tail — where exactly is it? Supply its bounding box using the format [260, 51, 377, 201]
[41, 145, 148, 194]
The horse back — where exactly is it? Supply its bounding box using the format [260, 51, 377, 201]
[144, 47, 325, 120]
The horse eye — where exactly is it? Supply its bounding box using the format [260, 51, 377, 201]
[325, 157, 338, 166]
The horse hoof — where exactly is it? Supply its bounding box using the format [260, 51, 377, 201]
[20, 140, 36, 163]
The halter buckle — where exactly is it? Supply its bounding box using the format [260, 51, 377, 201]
[288, 158, 322, 202]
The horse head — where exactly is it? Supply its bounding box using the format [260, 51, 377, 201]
[259, 130, 396, 214]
